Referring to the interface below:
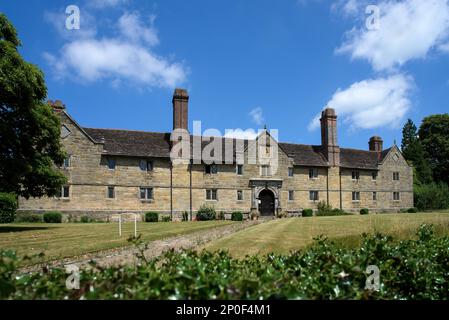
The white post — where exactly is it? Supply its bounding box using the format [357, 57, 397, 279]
[134, 214, 137, 238]
[119, 215, 122, 237]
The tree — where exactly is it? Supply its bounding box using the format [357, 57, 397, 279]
[401, 119, 432, 185]
[0, 14, 67, 199]
[418, 114, 449, 185]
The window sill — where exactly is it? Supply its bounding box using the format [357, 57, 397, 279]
[206, 199, 218, 202]
[140, 199, 154, 203]
[55, 198, 70, 201]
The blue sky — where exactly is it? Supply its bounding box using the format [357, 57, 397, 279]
[2, 0, 449, 150]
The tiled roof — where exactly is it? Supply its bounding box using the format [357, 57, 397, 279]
[83, 127, 388, 169]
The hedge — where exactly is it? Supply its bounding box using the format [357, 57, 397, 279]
[196, 205, 216, 221]
[360, 208, 369, 215]
[145, 212, 159, 222]
[302, 209, 313, 217]
[43, 212, 62, 223]
[231, 211, 243, 221]
[1, 225, 447, 299]
[0, 193, 17, 224]
[15, 213, 42, 223]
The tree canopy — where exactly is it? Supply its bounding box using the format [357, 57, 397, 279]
[0, 14, 67, 199]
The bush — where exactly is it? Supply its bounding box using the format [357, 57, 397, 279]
[182, 211, 189, 221]
[316, 201, 350, 216]
[317, 201, 332, 214]
[302, 209, 313, 217]
[0, 193, 17, 224]
[80, 215, 91, 223]
[161, 216, 171, 222]
[196, 205, 216, 221]
[407, 207, 419, 213]
[15, 213, 42, 223]
[43, 212, 62, 223]
[360, 208, 369, 215]
[1, 225, 448, 300]
[145, 212, 159, 222]
[414, 182, 449, 210]
[231, 211, 243, 221]
[218, 211, 225, 220]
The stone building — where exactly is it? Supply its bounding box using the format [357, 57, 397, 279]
[19, 89, 413, 220]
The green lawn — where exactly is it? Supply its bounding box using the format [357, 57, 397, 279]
[0, 220, 235, 263]
[203, 212, 449, 257]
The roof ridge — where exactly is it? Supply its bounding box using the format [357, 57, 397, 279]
[83, 127, 169, 135]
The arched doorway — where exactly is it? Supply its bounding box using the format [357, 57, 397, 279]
[258, 189, 275, 216]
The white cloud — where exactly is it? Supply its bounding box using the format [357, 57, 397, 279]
[249, 107, 264, 125]
[440, 42, 449, 52]
[44, 10, 97, 39]
[224, 129, 258, 140]
[336, 0, 449, 71]
[308, 74, 414, 130]
[88, 0, 128, 8]
[44, 12, 187, 89]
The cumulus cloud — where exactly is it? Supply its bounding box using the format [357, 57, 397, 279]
[44, 11, 186, 89]
[336, 0, 449, 71]
[308, 74, 414, 131]
[224, 129, 258, 140]
[249, 107, 264, 126]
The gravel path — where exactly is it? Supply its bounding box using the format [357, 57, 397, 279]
[21, 220, 264, 272]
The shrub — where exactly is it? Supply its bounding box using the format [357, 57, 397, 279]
[231, 211, 243, 221]
[162, 216, 171, 222]
[145, 212, 159, 222]
[218, 211, 225, 220]
[317, 201, 332, 214]
[182, 211, 189, 221]
[315, 202, 350, 216]
[414, 182, 449, 210]
[43, 212, 62, 223]
[360, 208, 369, 215]
[196, 205, 216, 221]
[15, 213, 42, 223]
[80, 215, 91, 223]
[0, 193, 17, 224]
[407, 207, 419, 213]
[302, 209, 313, 217]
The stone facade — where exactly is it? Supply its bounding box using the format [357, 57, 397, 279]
[18, 90, 414, 220]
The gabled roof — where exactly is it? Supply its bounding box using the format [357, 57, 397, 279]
[82, 127, 389, 169]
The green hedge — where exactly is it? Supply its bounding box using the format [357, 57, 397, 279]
[407, 207, 419, 213]
[145, 212, 159, 222]
[1, 225, 447, 299]
[43, 211, 62, 223]
[231, 211, 243, 221]
[360, 208, 369, 215]
[162, 216, 171, 222]
[414, 182, 449, 210]
[15, 213, 42, 223]
[196, 205, 216, 221]
[302, 209, 313, 217]
[0, 193, 17, 224]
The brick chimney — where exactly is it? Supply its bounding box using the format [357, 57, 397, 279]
[48, 99, 66, 113]
[320, 108, 340, 167]
[172, 88, 189, 131]
[369, 136, 383, 161]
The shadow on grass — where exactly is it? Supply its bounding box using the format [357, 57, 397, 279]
[0, 226, 50, 233]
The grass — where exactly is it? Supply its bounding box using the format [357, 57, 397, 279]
[0, 220, 235, 263]
[203, 212, 449, 257]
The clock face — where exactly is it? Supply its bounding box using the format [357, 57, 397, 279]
[61, 125, 71, 139]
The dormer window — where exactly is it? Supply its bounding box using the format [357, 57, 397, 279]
[107, 158, 116, 170]
[140, 160, 153, 172]
[352, 171, 360, 180]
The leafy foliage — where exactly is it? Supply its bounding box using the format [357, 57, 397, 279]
[407, 207, 418, 213]
[80, 216, 91, 223]
[145, 212, 159, 222]
[302, 209, 313, 217]
[196, 204, 216, 221]
[161, 216, 171, 222]
[0, 14, 67, 198]
[231, 211, 243, 221]
[15, 213, 42, 223]
[0, 192, 17, 223]
[1, 225, 448, 300]
[43, 211, 62, 223]
[182, 211, 189, 222]
[360, 208, 369, 215]
[414, 183, 449, 211]
[316, 201, 350, 216]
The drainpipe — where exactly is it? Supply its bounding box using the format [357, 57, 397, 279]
[189, 159, 193, 221]
[170, 161, 173, 220]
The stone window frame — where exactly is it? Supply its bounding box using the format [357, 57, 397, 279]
[351, 171, 360, 181]
[393, 192, 400, 201]
[140, 159, 154, 172]
[372, 191, 377, 201]
[288, 167, 294, 177]
[309, 168, 318, 179]
[205, 164, 218, 175]
[372, 171, 378, 181]
[107, 158, 116, 170]
[237, 190, 244, 201]
[260, 165, 271, 177]
[206, 189, 218, 201]
[393, 172, 400, 181]
[288, 190, 295, 201]
[139, 187, 154, 201]
[309, 190, 319, 201]
[236, 164, 244, 176]
[352, 191, 361, 202]
[55, 185, 70, 200]
[107, 186, 115, 199]
[62, 155, 71, 169]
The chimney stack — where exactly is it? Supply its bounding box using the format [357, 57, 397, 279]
[320, 108, 340, 167]
[48, 99, 66, 113]
[369, 136, 383, 161]
[172, 88, 189, 131]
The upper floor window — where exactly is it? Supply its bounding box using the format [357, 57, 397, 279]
[288, 190, 295, 201]
[393, 172, 400, 181]
[140, 160, 153, 172]
[205, 164, 218, 174]
[140, 187, 153, 200]
[63, 155, 71, 168]
[56, 186, 70, 199]
[309, 168, 318, 179]
[236, 165, 243, 175]
[393, 192, 400, 201]
[372, 172, 377, 181]
[260, 165, 271, 176]
[237, 190, 243, 201]
[352, 171, 360, 180]
[107, 158, 116, 170]
[309, 191, 319, 201]
[288, 167, 294, 177]
[373, 192, 377, 201]
[352, 191, 361, 201]
[107, 186, 115, 199]
[206, 189, 218, 200]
